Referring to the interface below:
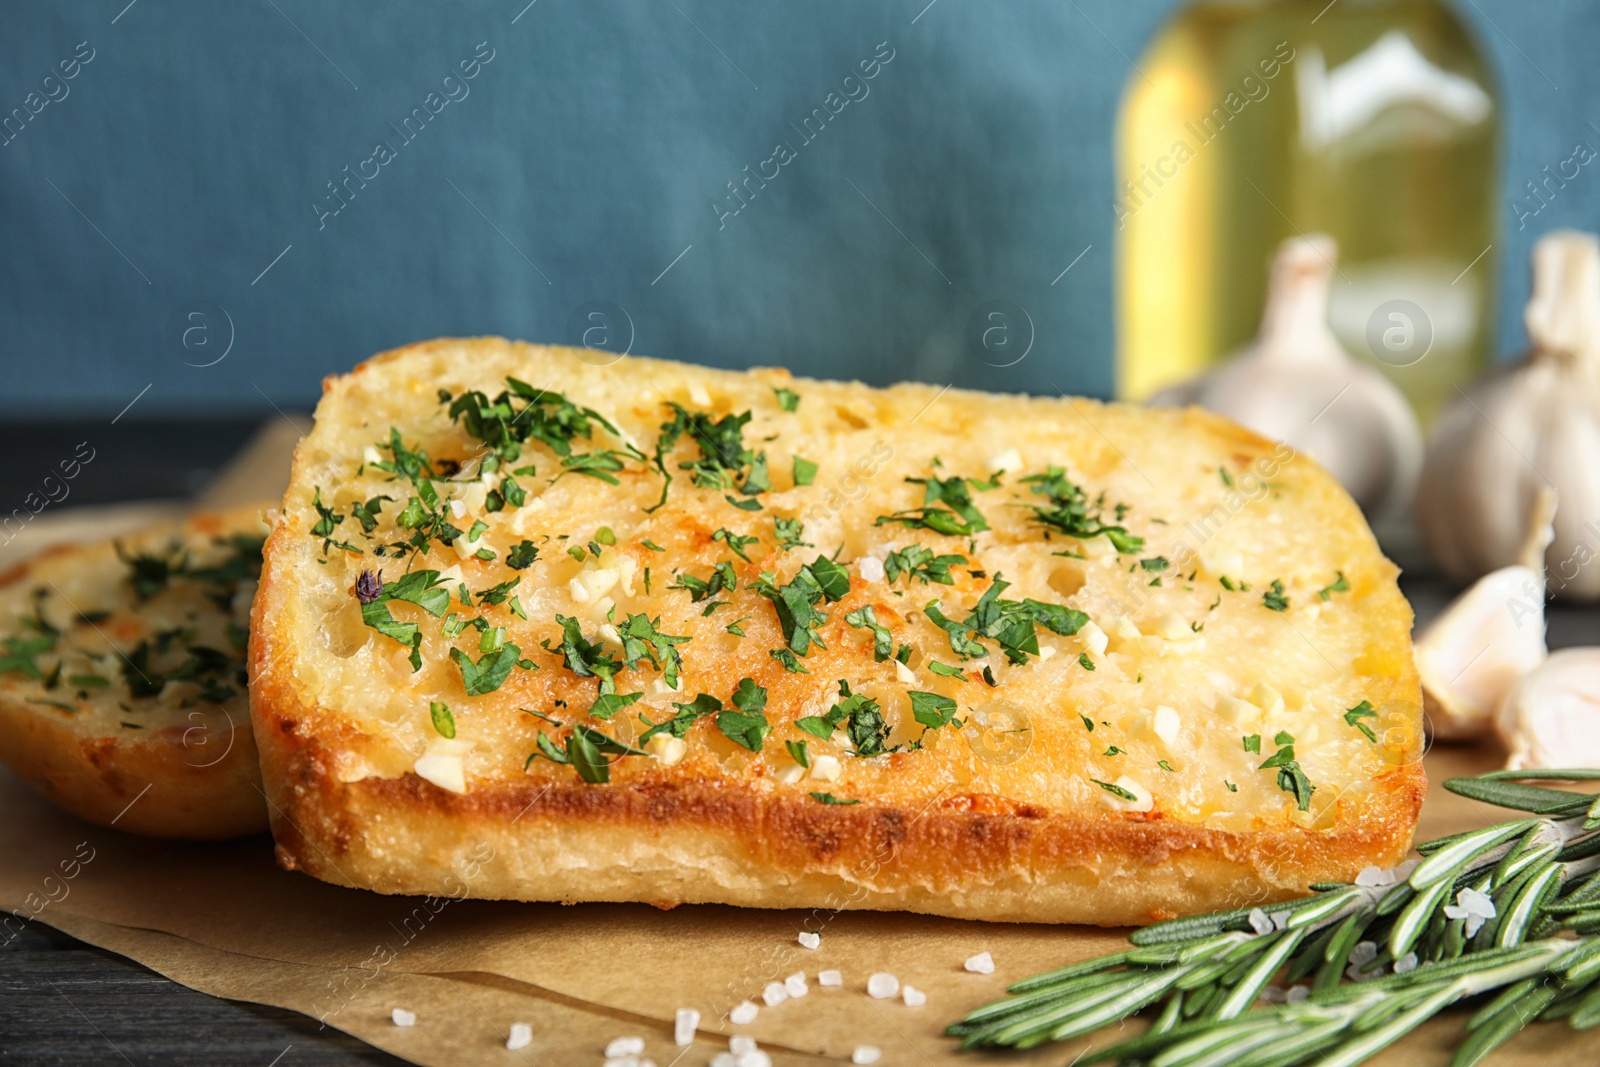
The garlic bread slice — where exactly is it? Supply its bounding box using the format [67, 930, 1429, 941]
[252, 339, 1424, 924]
[0, 507, 269, 838]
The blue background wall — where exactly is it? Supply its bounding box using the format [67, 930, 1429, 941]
[1, 0, 1597, 417]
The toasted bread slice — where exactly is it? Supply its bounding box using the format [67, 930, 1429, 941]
[0, 507, 270, 839]
[252, 338, 1423, 924]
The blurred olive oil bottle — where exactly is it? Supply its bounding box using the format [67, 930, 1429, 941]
[1115, 0, 1499, 422]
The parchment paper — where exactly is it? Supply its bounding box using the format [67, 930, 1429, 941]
[2, 422, 1596, 1065]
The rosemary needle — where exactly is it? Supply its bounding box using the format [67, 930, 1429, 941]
[948, 767, 1600, 1065]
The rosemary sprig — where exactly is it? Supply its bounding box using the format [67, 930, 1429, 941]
[949, 768, 1600, 1065]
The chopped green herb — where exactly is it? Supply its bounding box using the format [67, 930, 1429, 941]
[844, 605, 893, 661]
[876, 475, 994, 537]
[1140, 557, 1169, 572]
[507, 540, 540, 569]
[715, 677, 771, 752]
[1263, 579, 1289, 612]
[430, 701, 456, 739]
[769, 648, 809, 673]
[639, 693, 721, 743]
[712, 528, 761, 562]
[589, 692, 643, 720]
[883, 544, 966, 586]
[786, 739, 810, 768]
[907, 690, 960, 730]
[923, 574, 1087, 665]
[1019, 468, 1142, 553]
[1259, 732, 1314, 810]
[1078, 652, 1095, 671]
[792, 456, 818, 486]
[1104, 746, 1124, 756]
[773, 387, 801, 412]
[1318, 572, 1351, 601]
[1243, 734, 1261, 753]
[810, 792, 858, 805]
[1092, 778, 1137, 801]
[1344, 699, 1379, 742]
[774, 517, 809, 550]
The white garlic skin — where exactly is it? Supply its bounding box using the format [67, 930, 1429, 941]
[1417, 230, 1600, 602]
[1414, 564, 1547, 740]
[1495, 648, 1600, 769]
[1152, 235, 1422, 520]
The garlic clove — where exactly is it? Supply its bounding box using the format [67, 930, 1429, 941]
[1151, 235, 1422, 519]
[1416, 231, 1600, 601]
[1495, 648, 1600, 770]
[1415, 564, 1547, 740]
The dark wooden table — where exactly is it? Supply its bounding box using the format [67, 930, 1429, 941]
[2, 418, 1596, 1066]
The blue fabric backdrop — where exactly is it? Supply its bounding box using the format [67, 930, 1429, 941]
[1, 0, 1596, 416]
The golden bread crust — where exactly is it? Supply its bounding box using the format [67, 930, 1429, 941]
[253, 338, 1425, 923]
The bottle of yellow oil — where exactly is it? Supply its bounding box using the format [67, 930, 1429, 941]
[1114, 0, 1499, 423]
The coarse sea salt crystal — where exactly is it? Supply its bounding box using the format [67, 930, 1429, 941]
[852, 1046, 883, 1065]
[858, 556, 885, 583]
[728, 1000, 759, 1025]
[1393, 952, 1419, 974]
[819, 970, 843, 987]
[964, 951, 995, 975]
[1248, 908, 1274, 935]
[785, 973, 808, 998]
[711, 1055, 737, 1067]
[867, 972, 899, 998]
[762, 981, 788, 1007]
[730, 1036, 757, 1054]
[506, 1022, 533, 1050]
[674, 1008, 699, 1046]
[390, 1008, 416, 1027]
[606, 1036, 645, 1057]
[902, 985, 927, 1007]
[798, 930, 821, 950]
[736, 1053, 771, 1067]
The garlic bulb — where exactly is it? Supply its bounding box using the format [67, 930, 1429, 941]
[1152, 235, 1423, 519]
[1417, 230, 1600, 602]
[1496, 649, 1600, 770]
[1415, 488, 1554, 740]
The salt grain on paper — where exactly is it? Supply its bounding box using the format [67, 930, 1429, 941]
[762, 981, 789, 1007]
[506, 1022, 533, 1050]
[605, 1036, 645, 1057]
[729, 1000, 759, 1025]
[736, 1053, 771, 1067]
[798, 930, 821, 950]
[390, 1008, 416, 1027]
[730, 1035, 757, 1054]
[785, 973, 809, 998]
[819, 970, 843, 987]
[711, 1055, 737, 1067]
[674, 1007, 699, 1046]
[866, 972, 900, 998]
[852, 1046, 883, 1065]
[902, 985, 927, 1007]
[964, 951, 995, 975]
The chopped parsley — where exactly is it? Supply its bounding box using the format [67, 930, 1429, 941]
[1318, 572, 1350, 601]
[876, 475, 994, 537]
[923, 574, 1088, 665]
[589, 692, 643, 720]
[773, 387, 801, 412]
[672, 561, 738, 602]
[786, 739, 811, 768]
[715, 677, 770, 751]
[844, 605, 893, 661]
[1344, 699, 1379, 742]
[1243, 734, 1261, 753]
[754, 555, 850, 658]
[712, 528, 761, 563]
[1092, 778, 1137, 801]
[639, 692, 722, 742]
[525, 714, 646, 783]
[883, 544, 966, 586]
[1019, 467, 1142, 553]
[1259, 730, 1314, 811]
[796, 680, 890, 756]
[792, 456, 818, 486]
[810, 792, 858, 805]
[651, 404, 765, 509]
[359, 569, 450, 670]
[1262, 580, 1290, 612]
[774, 517, 810, 550]
[506, 540, 540, 569]
[1078, 652, 1095, 671]
[907, 690, 961, 730]
[1140, 557, 1169, 573]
